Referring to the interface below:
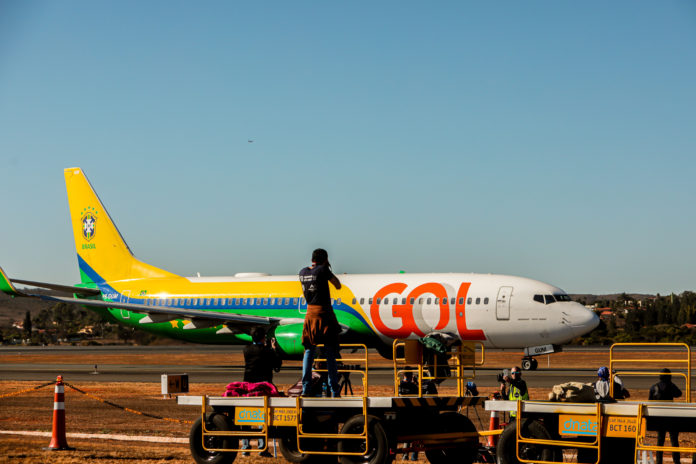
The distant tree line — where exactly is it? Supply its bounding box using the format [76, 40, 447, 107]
[0, 302, 160, 345]
[575, 291, 696, 345]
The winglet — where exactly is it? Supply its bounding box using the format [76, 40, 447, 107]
[0, 266, 24, 297]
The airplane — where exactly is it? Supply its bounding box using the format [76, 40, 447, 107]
[0, 167, 599, 370]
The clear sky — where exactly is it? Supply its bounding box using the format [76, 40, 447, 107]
[1, 1, 695, 295]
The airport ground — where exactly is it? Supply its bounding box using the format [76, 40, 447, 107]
[1, 346, 695, 463]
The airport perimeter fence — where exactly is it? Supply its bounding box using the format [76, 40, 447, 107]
[0, 378, 192, 424]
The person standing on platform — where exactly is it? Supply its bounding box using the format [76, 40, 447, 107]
[299, 248, 342, 398]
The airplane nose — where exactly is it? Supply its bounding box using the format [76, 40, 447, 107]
[568, 303, 600, 336]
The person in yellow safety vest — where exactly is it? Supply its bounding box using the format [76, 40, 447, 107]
[508, 366, 529, 417]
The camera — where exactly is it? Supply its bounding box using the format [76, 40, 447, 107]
[497, 372, 505, 383]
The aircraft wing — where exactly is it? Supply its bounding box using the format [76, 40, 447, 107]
[0, 266, 100, 297]
[36, 294, 287, 328]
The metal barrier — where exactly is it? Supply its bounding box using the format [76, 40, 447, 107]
[392, 339, 484, 397]
[514, 401, 602, 464]
[609, 342, 691, 402]
[200, 395, 269, 453]
[311, 343, 369, 397]
[295, 343, 369, 454]
[634, 402, 696, 463]
[296, 396, 369, 456]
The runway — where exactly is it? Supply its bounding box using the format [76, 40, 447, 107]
[0, 345, 665, 389]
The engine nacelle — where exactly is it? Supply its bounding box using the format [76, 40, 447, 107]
[272, 324, 305, 358]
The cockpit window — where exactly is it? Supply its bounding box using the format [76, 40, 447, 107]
[534, 294, 567, 304]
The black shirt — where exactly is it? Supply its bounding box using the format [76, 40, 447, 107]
[299, 264, 335, 309]
[243, 343, 281, 383]
[649, 380, 682, 401]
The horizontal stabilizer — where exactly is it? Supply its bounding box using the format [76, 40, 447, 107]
[10, 278, 101, 296]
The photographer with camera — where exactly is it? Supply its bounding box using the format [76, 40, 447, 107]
[497, 368, 511, 398]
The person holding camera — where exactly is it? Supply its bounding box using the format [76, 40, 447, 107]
[299, 248, 342, 398]
[507, 366, 528, 417]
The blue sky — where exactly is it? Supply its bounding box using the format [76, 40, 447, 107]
[1, 1, 695, 294]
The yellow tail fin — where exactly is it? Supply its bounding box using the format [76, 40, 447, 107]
[64, 167, 178, 284]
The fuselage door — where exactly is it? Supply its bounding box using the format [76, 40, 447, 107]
[120, 290, 131, 319]
[496, 286, 512, 320]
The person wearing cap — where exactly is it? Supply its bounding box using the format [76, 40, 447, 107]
[649, 368, 682, 464]
[594, 366, 613, 402]
[508, 366, 529, 417]
[299, 248, 342, 397]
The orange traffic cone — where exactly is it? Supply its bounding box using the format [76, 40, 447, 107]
[46, 375, 74, 450]
[487, 409, 500, 447]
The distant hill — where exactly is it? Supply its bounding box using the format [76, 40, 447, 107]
[0, 289, 60, 326]
[569, 293, 656, 306]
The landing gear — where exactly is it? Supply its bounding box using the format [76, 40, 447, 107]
[521, 357, 538, 371]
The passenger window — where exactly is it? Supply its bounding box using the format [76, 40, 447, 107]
[410, 298, 415, 304]
[484, 297, 489, 304]
[450, 298, 455, 305]
[467, 298, 472, 305]
[360, 298, 365, 305]
[427, 298, 432, 304]
[250, 298, 255, 305]
[442, 297, 447, 304]
[293, 298, 298, 305]
[376, 298, 381, 304]
[352, 298, 356, 304]
[384, 298, 389, 304]
[401, 298, 406, 304]
[458, 297, 464, 305]
[284, 298, 289, 305]
[301, 298, 306, 306]
[336, 298, 341, 305]
[193, 299, 198, 306]
[369, 298, 373, 304]
[418, 298, 423, 304]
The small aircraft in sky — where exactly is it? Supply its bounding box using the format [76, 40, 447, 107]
[0, 168, 599, 369]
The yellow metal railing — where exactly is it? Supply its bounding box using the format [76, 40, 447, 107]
[609, 342, 691, 402]
[310, 343, 369, 397]
[295, 396, 369, 456]
[200, 395, 269, 453]
[515, 401, 602, 464]
[392, 339, 484, 397]
[634, 402, 696, 463]
[295, 343, 370, 455]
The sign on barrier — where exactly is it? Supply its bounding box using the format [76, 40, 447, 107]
[558, 414, 641, 438]
[234, 407, 297, 426]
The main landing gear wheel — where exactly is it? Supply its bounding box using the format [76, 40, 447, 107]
[189, 413, 237, 464]
[337, 415, 389, 464]
[496, 419, 558, 464]
[423, 412, 478, 464]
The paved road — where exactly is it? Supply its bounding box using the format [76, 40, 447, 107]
[0, 345, 666, 389]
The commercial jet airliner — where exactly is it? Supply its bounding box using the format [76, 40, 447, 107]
[0, 168, 599, 370]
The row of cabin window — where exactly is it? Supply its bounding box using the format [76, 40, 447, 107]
[143, 296, 490, 307]
[355, 297, 490, 305]
[144, 297, 310, 307]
